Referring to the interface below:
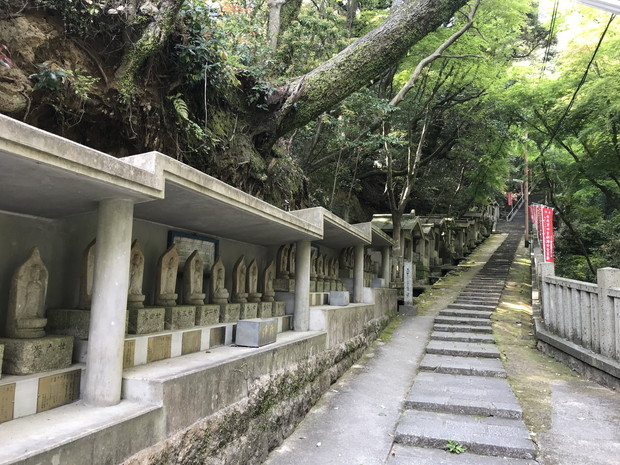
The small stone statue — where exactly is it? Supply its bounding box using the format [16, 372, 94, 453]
[155, 244, 179, 306]
[276, 244, 290, 279]
[232, 256, 249, 303]
[183, 250, 206, 305]
[288, 243, 296, 278]
[317, 254, 325, 279]
[78, 239, 96, 310]
[128, 240, 146, 309]
[310, 249, 318, 279]
[5, 247, 48, 339]
[210, 257, 229, 304]
[261, 261, 276, 302]
[247, 259, 262, 303]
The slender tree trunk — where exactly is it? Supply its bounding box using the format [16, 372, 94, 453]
[268, 0, 287, 50]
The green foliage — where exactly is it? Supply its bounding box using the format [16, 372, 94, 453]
[30, 64, 99, 99]
[445, 439, 466, 454]
[35, 0, 125, 38]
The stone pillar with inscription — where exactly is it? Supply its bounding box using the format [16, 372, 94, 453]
[83, 198, 134, 407]
[156, 245, 195, 331]
[0, 248, 73, 376]
[258, 261, 275, 317]
[210, 257, 239, 323]
[127, 240, 165, 335]
[381, 246, 391, 288]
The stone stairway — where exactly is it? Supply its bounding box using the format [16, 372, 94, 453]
[388, 234, 538, 464]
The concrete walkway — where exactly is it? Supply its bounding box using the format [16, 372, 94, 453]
[264, 220, 620, 465]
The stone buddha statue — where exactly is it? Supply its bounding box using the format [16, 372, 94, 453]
[210, 257, 229, 304]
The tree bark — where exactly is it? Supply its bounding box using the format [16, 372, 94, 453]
[259, 0, 469, 151]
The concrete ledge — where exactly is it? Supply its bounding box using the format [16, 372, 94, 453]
[0, 400, 163, 465]
[122, 331, 327, 435]
[534, 318, 620, 389]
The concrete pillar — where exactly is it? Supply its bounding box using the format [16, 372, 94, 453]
[83, 199, 134, 407]
[381, 246, 391, 288]
[597, 267, 620, 359]
[353, 245, 364, 303]
[293, 240, 311, 331]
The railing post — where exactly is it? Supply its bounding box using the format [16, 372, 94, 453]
[597, 268, 620, 359]
[539, 262, 554, 327]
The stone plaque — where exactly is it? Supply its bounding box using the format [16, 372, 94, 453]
[123, 340, 136, 369]
[0, 383, 16, 423]
[168, 232, 218, 273]
[404, 262, 413, 305]
[37, 370, 81, 413]
[147, 335, 172, 363]
[210, 327, 225, 347]
[182, 330, 201, 355]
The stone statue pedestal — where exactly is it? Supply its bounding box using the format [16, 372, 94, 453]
[316, 280, 325, 292]
[257, 302, 273, 318]
[219, 303, 240, 324]
[273, 301, 286, 317]
[128, 307, 165, 334]
[273, 279, 295, 293]
[47, 309, 92, 339]
[247, 293, 262, 303]
[195, 305, 220, 326]
[232, 293, 248, 304]
[240, 302, 258, 320]
[164, 306, 196, 330]
[309, 279, 317, 292]
[0, 336, 72, 375]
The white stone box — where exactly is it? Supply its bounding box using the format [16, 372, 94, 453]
[235, 318, 277, 348]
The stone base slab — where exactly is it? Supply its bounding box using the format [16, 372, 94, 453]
[309, 292, 329, 306]
[195, 305, 220, 326]
[46, 309, 91, 340]
[316, 281, 325, 292]
[164, 306, 196, 331]
[240, 303, 258, 320]
[128, 307, 165, 334]
[273, 301, 286, 317]
[235, 318, 277, 348]
[257, 302, 273, 318]
[219, 304, 241, 323]
[309, 280, 317, 292]
[0, 336, 73, 375]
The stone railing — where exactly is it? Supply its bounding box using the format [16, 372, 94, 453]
[533, 250, 620, 387]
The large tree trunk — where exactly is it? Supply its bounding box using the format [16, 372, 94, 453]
[256, 0, 468, 152]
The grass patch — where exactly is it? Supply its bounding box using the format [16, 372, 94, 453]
[378, 315, 402, 343]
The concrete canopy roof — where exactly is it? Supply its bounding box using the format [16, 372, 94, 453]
[290, 207, 371, 249]
[353, 222, 394, 247]
[0, 115, 322, 246]
[123, 152, 322, 246]
[371, 213, 422, 234]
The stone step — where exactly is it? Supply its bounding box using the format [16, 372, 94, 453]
[387, 445, 536, 465]
[404, 372, 522, 418]
[463, 288, 504, 294]
[434, 316, 492, 327]
[440, 309, 493, 319]
[394, 410, 536, 459]
[419, 354, 506, 377]
[449, 302, 497, 311]
[426, 340, 500, 359]
[433, 324, 493, 334]
[431, 331, 495, 343]
[458, 292, 502, 297]
[453, 301, 499, 308]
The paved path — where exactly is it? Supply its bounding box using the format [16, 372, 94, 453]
[264, 218, 620, 465]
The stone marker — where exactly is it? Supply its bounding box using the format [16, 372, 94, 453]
[5, 247, 48, 339]
[183, 250, 206, 305]
[235, 318, 277, 347]
[246, 259, 262, 303]
[261, 261, 276, 302]
[232, 256, 249, 303]
[210, 257, 229, 304]
[276, 244, 290, 279]
[155, 245, 179, 306]
[78, 239, 95, 310]
[127, 239, 146, 309]
[195, 304, 220, 326]
[0, 248, 73, 375]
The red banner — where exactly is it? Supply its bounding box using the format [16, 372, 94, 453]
[542, 206, 554, 262]
[537, 205, 544, 240]
[507, 192, 513, 206]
